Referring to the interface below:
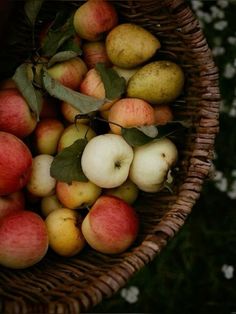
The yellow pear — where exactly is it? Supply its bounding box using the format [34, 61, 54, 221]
[106, 23, 160, 69]
[127, 61, 185, 105]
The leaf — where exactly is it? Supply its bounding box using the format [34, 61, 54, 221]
[41, 14, 76, 57]
[121, 122, 186, 147]
[47, 51, 79, 68]
[12, 63, 43, 121]
[95, 63, 126, 100]
[59, 38, 83, 55]
[42, 69, 105, 113]
[24, 0, 45, 26]
[50, 139, 88, 184]
[122, 127, 154, 147]
[137, 125, 158, 138]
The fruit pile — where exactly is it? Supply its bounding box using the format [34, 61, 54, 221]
[0, 0, 185, 269]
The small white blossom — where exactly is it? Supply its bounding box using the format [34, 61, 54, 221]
[223, 63, 236, 79]
[229, 107, 236, 118]
[219, 100, 227, 112]
[210, 6, 225, 19]
[212, 46, 225, 56]
[213, 170, 223, 181]
[191, 0, 203, 11]
[217, 0, 229, 8]
[120, 286, 139, 304]
[221, 265, 234, 279]
[232, 170, 236, 177]
[215, 177, 227, 192]
[214, 20, 228, 31]
[227, 36, 236, 45]
[227, 179, 236, 199]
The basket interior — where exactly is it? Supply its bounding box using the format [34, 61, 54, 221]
[0, 1, 220, 313]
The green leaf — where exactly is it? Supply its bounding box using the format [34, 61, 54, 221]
[95, 63, 126, 100]
[50, 139, 88, 184]
[122, 127, 154, 147]
[24, 0, 45, 26]
[42, 69, 105, 113]
[12, 63, 43, 121]
[47, 51, 79, 68]
[121, 122, 185, 147]
[59, 38, 83, 55]
[41, 14, 76, 57]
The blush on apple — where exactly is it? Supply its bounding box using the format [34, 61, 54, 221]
[0, 191, 25, 219]
[82, 41, 111, 69]
[0, 211, 49, 269]
[0, 89, 37, 138]
[108, 98, 156, 135]
[81, 195, 139, 254]
[73, 0, 118, 42]
[0, 132, 32, 196]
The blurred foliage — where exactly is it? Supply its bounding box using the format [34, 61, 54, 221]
[92, 1, 236, 313]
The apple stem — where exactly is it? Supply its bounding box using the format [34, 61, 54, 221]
[74, 113, 124, 131]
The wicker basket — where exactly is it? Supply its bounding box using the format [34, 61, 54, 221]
[0, 0, 220, 313]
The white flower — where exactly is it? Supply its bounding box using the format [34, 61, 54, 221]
[227, 179, 236, 199]
[191, 0, 203, 11]
[229, 107, 236, 118]
[120, 286, 139, 304]
[232, 170, 236, 177]
[223, 63, 236, 79]
[213, 170, 223, 181]
[214, 20, 228, 31]
[217, 0, 229, 8]
[215, 177, 227, 192]
[210, 6, 225, 19]
[221, 264, 234, 279]
[212, 46, 225, 56]
[228, 36, 236, 45]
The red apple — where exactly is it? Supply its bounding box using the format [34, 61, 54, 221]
[154, 105, 173, 125]
[82, 41, 111, 69]
[0, 191, 25, 219]
[79, 68, 117, 111]
[73, 0, 118, 42]
[108, 98, 156, 135]
[82, 195, 139, 254]
[0, 89, 37, 138]
[0, 211, 49, 269]
[47, 57, 88, 90]
[0, 132, 32, 196]
[0, 78, 17, 90]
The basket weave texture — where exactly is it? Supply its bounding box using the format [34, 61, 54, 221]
[0, 0, 220, 313]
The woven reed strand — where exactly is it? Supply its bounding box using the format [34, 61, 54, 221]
[0, 0, 220, 313]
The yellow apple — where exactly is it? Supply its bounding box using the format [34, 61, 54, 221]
[41, 194, 63, 217]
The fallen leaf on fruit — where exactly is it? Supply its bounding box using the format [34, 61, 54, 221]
[47, 51, 79, 68]
[122, 122, 186, 147]
[41, 14, 77, 57]
[42, 69, 105, 113]
[13, 63, 43, 121]
[24, 0, 45, 26]
[95, 63, 126, 100]
[50, 139, 88, 184]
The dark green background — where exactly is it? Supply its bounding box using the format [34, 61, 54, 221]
[93, 1, 236, 313]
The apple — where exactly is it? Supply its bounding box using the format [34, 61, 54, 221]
[57, 123, 96, 152]
[0, 191, 25, 219]
[79, 68, 117, 111]
[0, 89, 37, 138]
[81, 133, 133, 188]
[82, 41, 111, 69]
[47, 57, 88, 90]
[26, 154, 56, 197]
[108, 98, 155, 135]
[129, 138, 178, 192]
[33, 118, 64, 155]
[103, 179, 139, 205]
[61, 101, 89, 124]
[81, 195, 139, 254]
[0, 211, 48, 269]
[154, 105, 173, 125]
[0, 132, 32, 196]
[41, 194, 62, 218]
[73, 0, 118, 42]
[56, 180, 102, 210]
[45, 208, 86, 257]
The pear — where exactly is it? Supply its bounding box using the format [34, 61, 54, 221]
[112, 66, 141, 84]
[106, 23, 161, 69]
[127, 61, 185, 105]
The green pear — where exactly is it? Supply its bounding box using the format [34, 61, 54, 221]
[112, 66, 141, 84]
[106, 23, 161, 69]
[127, 61, 185, 105]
